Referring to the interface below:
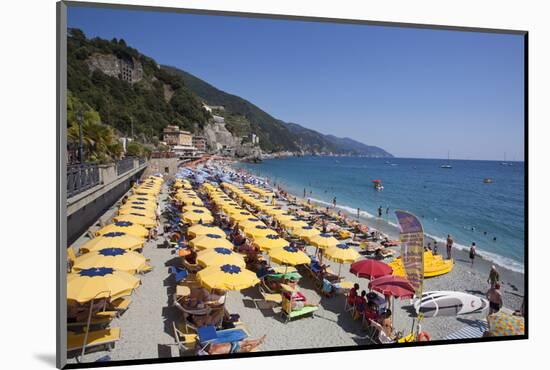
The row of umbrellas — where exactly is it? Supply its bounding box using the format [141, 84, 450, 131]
[221, 182, 361, 268]
[68, 175, 164, 303]
[173, 180, 260, 291]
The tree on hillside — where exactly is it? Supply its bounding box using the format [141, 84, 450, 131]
[67, 92, 123, 163]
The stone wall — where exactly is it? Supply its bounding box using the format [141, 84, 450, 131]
[145, 157, 179, 180]
[86, 53, 143, 84]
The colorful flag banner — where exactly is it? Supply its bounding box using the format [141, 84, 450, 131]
[394, 210, 424, 296]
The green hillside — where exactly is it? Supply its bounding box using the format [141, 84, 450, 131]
[67, 28, 210, 143]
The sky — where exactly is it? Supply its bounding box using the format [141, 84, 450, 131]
[67, 5, 525, 161]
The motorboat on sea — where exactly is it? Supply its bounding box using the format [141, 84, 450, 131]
[372, 179, 384, 191]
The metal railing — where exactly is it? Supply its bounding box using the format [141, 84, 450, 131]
[67, 164, 100, 198]
[139, 157, 146, 166]
[116, 158, 134, 176]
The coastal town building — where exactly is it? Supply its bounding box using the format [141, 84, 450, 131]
[163, 125, 198, 158]
[192, 135, 207, 152]
[163, 125, 193, 147]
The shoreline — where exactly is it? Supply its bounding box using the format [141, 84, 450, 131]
[229, 159, 525, 297]
[233, 159, 525, 274]
[216, 159, 524, 342]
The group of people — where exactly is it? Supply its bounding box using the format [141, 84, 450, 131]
[347, 283, 393, 338]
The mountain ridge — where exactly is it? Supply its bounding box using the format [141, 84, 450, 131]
[162, 65, 393, 157]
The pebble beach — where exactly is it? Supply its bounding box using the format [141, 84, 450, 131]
[67, 158, 525, 364]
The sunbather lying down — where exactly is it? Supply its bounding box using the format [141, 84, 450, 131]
[204, 335, 267, 355]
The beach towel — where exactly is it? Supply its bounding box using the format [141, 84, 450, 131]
[443, 321, 488, 340]
[197, 325, 248, 344]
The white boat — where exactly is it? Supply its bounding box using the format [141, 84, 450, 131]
[441, 151, 452, 169]
[414, 291, 489, 318]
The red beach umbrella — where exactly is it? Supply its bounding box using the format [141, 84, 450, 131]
[368, 275, 415, 299]
[350, 259, 392, 279]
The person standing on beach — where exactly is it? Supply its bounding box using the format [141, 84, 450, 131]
[486, 283, 503, 316]
[446, 234, 453, 260]
[488, 265, 500, 288]
[333, 197, 337, 208]
[303, 188, 306, 198]
[386, 207, 389, 215]
[378, 206, 383, 217]
[357, 208, 360, 220]
[469, 242, 477, 267]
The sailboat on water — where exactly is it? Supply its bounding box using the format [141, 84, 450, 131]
[441, 151, 452, 169]
[500, 153, 513, 166]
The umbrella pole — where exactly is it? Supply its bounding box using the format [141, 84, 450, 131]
[338, 263, 342, 278]
[81, 298, 95, 359]
[80, 291, 109, 360]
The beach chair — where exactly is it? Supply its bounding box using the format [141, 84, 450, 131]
[281, 293, 318, 323]
[254, 285, 282, 309]
[108, 297, 132, 317]
[169, 266, 189, 283]
[195, 325, 251, 355]
[67, 316, 112, 331]
[139, 263, 153, 274]
[67, 328, 121, 353]
[172, 321, 199, 355]
[367, 320, 394, 344]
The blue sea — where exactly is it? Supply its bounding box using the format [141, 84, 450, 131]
[235, 156, 525, 273]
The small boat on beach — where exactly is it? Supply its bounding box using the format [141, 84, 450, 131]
[414, 291, 489, 318]
[390, 251, 453, 278]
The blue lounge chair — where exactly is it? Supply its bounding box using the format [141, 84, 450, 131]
[196, 325, 249, 355]
[168, 266, 188, 282]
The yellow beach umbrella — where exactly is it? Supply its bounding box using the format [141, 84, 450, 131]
[291, 225, 320, 239]
[196, 247, 246, 268]
[324, 243, 360, 264]
[182, 209, 214, 224]
[244, 225, 277, 240]
[134, 188, 158, 196]
[280, 219, 309, 230]
[253, 234, 289, 251]
[73, 248, 148, 274]
[182, 205, 209, 213]
[96, 221, 149, 239]
[187, 224, 226, 239]
[181, 197, 205, 207]
[197, 264, 259, 291]
[67, 267, 140, 303]
[274, 214, 295, 222]
[118, 207, 156, 218]
[324, 243, 360, 276]
[189, 233, 234, 250]
[127, 195, 157, 204]
[79, 232, 144, 253]
[265, 208, 286, 216]
[230, 211, 255, 222]
[122, 199, 157, 210]
[308, 233, 339, 249]
[237, 218, 264, 230]
[114, 214, 157, 229]
[268, 245, 310, 266]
